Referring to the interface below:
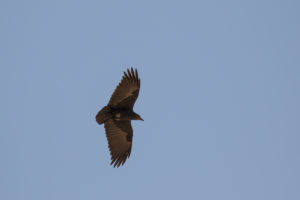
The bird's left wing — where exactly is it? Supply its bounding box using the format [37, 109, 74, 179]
[104, 119, 133, 167]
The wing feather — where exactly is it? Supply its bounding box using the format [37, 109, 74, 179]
[104, 119, 133, 167]
[108, 68, 140, 109]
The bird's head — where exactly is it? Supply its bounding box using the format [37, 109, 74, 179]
[133, 112, 144, 121]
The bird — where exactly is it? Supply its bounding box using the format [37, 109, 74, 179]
[95, 68, 143, 167]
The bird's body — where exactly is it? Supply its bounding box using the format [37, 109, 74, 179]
[112, 109, 141, 121]
[97, 106, 141, 123]
[95, 68, 143, 167]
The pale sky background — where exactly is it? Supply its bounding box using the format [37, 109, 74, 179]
[1, 1, 300, 200]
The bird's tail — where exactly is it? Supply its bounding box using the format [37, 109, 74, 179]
[96, 106, 112, 124]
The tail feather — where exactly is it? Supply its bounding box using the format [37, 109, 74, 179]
[96, 106, 111, 124]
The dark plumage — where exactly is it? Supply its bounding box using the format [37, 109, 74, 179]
[96, 68, 143, 167]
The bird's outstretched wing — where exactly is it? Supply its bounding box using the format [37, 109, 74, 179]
[108, 68, 140, 109]
[104, 119, 133, 167]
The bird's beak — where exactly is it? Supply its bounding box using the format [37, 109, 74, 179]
[140, 117, 144, 121]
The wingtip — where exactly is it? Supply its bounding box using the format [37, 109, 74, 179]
[126, 67, 140, 83]
[135, 68, 139, 80]
[110, 153, 130, 168]
[124, 67, 139, 81]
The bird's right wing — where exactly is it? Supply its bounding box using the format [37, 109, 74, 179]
[108, 68, 140, 109]
[104, 119, 133, 167]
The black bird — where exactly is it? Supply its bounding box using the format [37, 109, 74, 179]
[96, 68, 143, 167]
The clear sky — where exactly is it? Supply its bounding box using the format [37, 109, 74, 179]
[1, 0, 300, 200]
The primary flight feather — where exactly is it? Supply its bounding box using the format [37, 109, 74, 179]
[95, 68, 143, 167]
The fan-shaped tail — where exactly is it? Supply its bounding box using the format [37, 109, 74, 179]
[96, 106, 112, 125]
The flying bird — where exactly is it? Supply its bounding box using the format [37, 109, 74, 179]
[96, 68, 143, 167]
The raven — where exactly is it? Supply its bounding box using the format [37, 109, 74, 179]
[96, 68, 143, 167]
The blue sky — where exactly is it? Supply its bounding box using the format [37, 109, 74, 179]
[1, 0, 300, 200]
